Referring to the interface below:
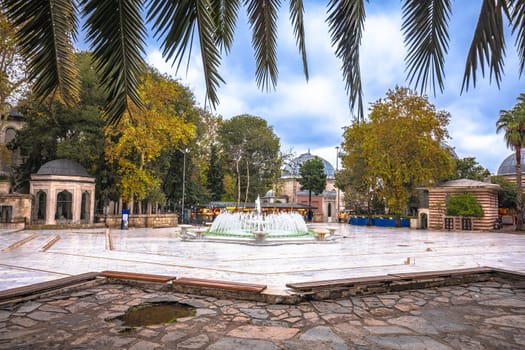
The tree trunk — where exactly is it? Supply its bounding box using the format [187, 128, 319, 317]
[244, 158, 250, 207]
[516, 148, 523, 231]
[235, 156, 241, 209]
[395, 213, 401, 227]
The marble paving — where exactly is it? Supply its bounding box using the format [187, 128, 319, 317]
[1, 224, 524, 293]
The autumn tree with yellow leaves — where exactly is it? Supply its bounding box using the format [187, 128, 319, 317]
[341, 87, 454, 226]
[105, 70, 196, 212]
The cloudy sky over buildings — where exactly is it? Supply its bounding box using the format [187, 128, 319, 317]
[147, 1, 523, 174]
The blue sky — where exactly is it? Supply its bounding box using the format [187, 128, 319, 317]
[146, 1, 523, 174]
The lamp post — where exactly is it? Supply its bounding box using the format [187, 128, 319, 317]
[181, 149, 188, 224]
[335, 146, 340, 222]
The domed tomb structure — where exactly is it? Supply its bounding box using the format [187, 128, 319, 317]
[497, 150, 525, 182]
[278, 151, 339, 222]
[30, 159, 95, 225]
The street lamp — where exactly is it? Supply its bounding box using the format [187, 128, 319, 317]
[181, 149, 188, 224]
[335, 146, 340, 222]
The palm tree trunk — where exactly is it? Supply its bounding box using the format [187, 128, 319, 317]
[516, 148, 523, 231]
[308, 189, 312, 222]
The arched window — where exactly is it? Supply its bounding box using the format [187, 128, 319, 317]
[81, 191, 91, 223]
[35, 191, 47, 222]
[56, 190, 73, 221]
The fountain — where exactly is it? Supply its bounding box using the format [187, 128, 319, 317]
[208, 196, 310, 239]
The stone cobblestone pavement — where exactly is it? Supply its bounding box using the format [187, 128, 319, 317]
[1, 278, 524, 349]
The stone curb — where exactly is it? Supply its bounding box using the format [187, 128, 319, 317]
[0, 267, 523, 306]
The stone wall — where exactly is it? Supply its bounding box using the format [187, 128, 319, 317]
[96, 213, 178, 228]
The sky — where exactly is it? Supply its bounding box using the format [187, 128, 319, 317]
[145, 1, 523, 175]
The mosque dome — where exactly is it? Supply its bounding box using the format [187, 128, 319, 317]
[36, 159, 90, 177]
[282, 151, 335, 178]
[497, 150, 525, 176]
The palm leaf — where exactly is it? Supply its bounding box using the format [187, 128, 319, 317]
[511, 0, 525, 74]
[245, 0, 280, 92]
[327, 0, 365, 120]
[289, 0, 309, 80]
[2, 0, 79, 106]
[462, 0, 511, 92]
[402, 0, 451, 95]
[196, 0, 226, 108]
[211, 0, 240, 53]
[147, 0, 224, 109]
[82, 0, 146, 125]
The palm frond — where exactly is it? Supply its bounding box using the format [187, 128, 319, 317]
[211, 0, 240, 53]
[195, 0, 226, 108]
[402, 0, 451, 95]
[327, 0, 365, 120]
[147, 0, 195, 72]
[245, 0, 280, 92]
[147, 0, 224, 109]
[462, 0, 511, 92]
[289, 0, 309, 80]
[82, 0, 146, 125]
[511, 0, 525, 74]
[3, 0, 79, 106]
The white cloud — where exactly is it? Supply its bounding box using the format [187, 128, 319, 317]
[145, 2, 521, 176]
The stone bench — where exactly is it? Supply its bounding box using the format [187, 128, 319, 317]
[100, 270, 176, 283]
[0, 272, 99, 303]
[172, 277, 267, 293]
[286, 275, 399, 292]
[389, 267, 493, 280]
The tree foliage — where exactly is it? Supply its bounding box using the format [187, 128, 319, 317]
[491, 175, 519, 209]
[0, 10, 28, 113]
[449, 157, 490, 181]
[10, 52, 105, 194]
[341, 86, 454, 219]
[218, 114, 280, 206]
[104, 69, 196, 205]
[2, 0, 524, 123]
[446, 192, 484, 217]
[298, 156, 327, 212]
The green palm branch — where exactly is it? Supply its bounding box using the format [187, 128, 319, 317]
[1, 0, 524, 124]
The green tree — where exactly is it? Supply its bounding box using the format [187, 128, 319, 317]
[491, 175, 519, 210]
[10, 52, 106, 194]
[206, 143, 224, 201]
[446, 193, 484, 217]
[2, 1, 523, 123]
[298, 157, 327, 220]
[0, 10, 28, 113]
[496, 93, 525, 231]
[341, 86, 454, 226]
[105, 69, 196, 211]
[450, 157, 491, 181]
[218, 114, 280, 207]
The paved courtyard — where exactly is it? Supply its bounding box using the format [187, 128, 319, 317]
[1, 224, 525, 293]
[1, 224, 524, 349]
[1, 278, 524, 349]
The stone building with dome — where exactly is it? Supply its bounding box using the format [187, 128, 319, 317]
[496, 150, 525, 183]
[276, 151, 342, 222]
[29, 159, 96, 225]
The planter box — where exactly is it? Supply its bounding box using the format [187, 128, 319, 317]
[350, 217, 369, 225]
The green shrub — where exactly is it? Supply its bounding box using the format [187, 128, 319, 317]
[446, 193, 484, 217]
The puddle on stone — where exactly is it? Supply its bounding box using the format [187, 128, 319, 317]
[117, 302, 195, 327]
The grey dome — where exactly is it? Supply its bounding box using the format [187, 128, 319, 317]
[36, 159, 90, 177]
[497, 150, 525, 175]
[282, 151, 335, 178]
